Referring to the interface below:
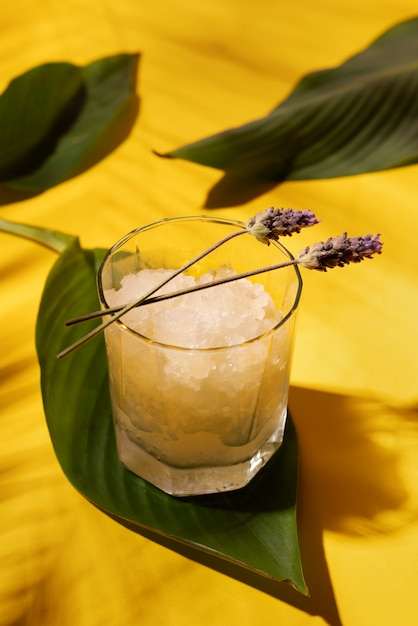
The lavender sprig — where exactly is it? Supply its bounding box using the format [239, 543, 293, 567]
[62, 207, 318, 332]
[247, 207, 319, 244]
[296, 233, 383, 271]
[58, 209, 383, 359]
[63, 232, 384, 330]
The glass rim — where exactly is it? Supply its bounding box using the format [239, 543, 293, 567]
[97, 215, 303, 352]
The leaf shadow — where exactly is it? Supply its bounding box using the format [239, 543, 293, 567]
[204, 171, 282, 208]
[0, 184, 40, 206]
[201, 136, 306, 207]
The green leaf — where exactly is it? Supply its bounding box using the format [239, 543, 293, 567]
[35, 240, 307, 594]
[0, 53, 139, 198]
[0, 217, 76, 253]
[163, 18, 418, 202]
[0, 63, 84, 180]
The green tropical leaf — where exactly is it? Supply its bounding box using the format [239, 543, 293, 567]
[0, 63, 83, 180]
[0, 217, 76, 253]
[34, 238, 307, 594]
[163, 17, 418, 203]
[0, 53, 139, 198]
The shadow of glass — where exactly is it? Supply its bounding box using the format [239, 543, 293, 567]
[266, 384, 418, 625]
[289, 385, 417, 537]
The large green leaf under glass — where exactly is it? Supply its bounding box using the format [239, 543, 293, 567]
[163, 18, 418, 199]
[32, 236, 307, 594]
[0, 53, 139, 197]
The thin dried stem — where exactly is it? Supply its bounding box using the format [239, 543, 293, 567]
[57, 229, 246, 359]
[57, 207, 330, 359]
[65, 258, 299, 326]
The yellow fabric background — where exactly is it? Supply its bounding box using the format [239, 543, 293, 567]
[1, 1, 417, 625]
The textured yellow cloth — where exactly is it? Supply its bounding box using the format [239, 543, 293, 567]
[1, 1, 417, 625]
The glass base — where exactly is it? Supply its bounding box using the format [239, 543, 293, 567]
[115, 416, 287, 497]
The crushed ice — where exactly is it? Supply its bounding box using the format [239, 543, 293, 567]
[105, 266, 282, 348]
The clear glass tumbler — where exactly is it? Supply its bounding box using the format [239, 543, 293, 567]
[97, 216, 302, 496]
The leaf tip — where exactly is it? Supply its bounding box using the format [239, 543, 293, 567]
[153, 148, 176, 159]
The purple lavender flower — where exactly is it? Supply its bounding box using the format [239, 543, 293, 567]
[247, 207, 319, 245]
[296, 233, 383, 271]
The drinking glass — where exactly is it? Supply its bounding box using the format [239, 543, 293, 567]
[97, 216, 302, 496]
